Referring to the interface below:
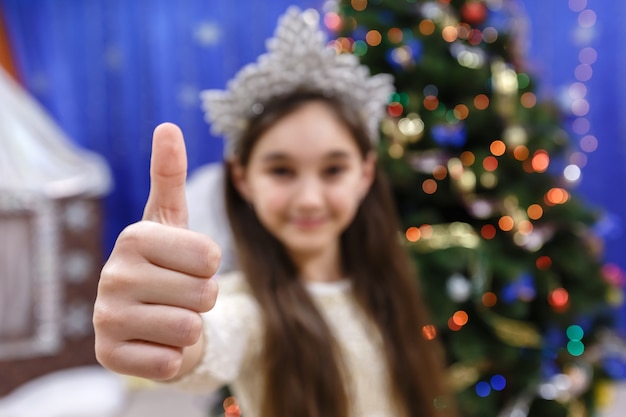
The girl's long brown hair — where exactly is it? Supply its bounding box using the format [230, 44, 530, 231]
[225, 91, 455, 417]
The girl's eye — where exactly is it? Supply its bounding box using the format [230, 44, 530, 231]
[269, 166, 294, 177]
[324, 165, 346, 177]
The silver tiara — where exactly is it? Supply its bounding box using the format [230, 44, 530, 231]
[201, 6, 395, 158]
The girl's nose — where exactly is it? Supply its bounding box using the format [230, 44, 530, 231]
[294, 176, 324, 208]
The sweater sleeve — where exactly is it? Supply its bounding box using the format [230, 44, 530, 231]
[166, 271, 262, 393]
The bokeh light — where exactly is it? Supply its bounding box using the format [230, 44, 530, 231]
[460, 151, 475, 166]
[388, 27, 403, 43]
[433, 165, 448, 180]
[323, 12, 342, 31]
[474, 94, 489, 110]
[422, 324, 437, 340]
[419, 19, 435, 36]
[422, 179, 438, 194]
[490, 140, 506, 156]
[527, 204, 543, 220]
[491, 375, 507, 391]
[531, 150, 550, 172]
[536, 255, 552, 270]
[498, 216, 514, 232]
[545, 187, 570, 205]
[549, 288, 569, 310]
[475, 381, 491, 397]
[513, 145, 529, 161]
[424, 95, 439, 111]
[580, 135, 598, 152]
[365, 30, 382, 46]
[442, 26, 458, 42]
[520, 92, 537, 108]
[567, 325, 585, 341]
[482, 291, 498, 307]
[406, 226, 421, 242]
[481, 224, 497, 240]
[351, 0, 368, 12]
[452, 310, 469, 326]
[420, 224, 433, 239]
[483, 156, 498, 172]
[567, 340, 585, 356]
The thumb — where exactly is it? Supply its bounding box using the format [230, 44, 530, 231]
[143, 122, 189, 228]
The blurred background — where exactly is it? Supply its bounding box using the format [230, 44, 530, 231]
[0, 0, 624, 416]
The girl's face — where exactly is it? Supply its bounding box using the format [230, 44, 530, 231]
[232, 101, 375, 260]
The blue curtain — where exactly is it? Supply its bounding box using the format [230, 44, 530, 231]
[2, 1, 624, 307]
[0, 0, 322, 252]
[521, 1, 626, 327]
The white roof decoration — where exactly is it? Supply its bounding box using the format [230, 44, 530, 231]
[0, 67, 112, 199]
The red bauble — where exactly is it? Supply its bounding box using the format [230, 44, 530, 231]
[461, 1, 488, 26]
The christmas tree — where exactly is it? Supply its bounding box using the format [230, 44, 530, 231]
[331, 0, 621, 416]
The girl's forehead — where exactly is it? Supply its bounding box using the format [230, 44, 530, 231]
[251, 103, 359, 159]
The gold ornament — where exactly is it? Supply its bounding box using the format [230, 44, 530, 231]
[488, 313, 542, 348]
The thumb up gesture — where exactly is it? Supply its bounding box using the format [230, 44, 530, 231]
[93, 123, 221, 380]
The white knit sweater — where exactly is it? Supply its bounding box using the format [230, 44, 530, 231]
[171, 270, 402, 417]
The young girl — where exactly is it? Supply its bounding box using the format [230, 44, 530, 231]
[93, 7, 455, 417]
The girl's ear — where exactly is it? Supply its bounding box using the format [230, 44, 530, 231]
[230, 160, 252, 201]
[359, 151, 377, 199]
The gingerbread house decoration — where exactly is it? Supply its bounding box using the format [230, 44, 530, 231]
[0, 67, 112, 395]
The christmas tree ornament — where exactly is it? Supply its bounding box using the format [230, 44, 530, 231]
[201, 7, 394, 157]
[431, 122, 468, 148]
[460, 1, 488, 26]
[447, 273, 472, 302]
[397, 113, 425, 142]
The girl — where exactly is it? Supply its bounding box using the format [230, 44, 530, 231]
[93, 7, 455, 417]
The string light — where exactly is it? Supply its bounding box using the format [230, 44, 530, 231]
[527, 204, 543, 220]
[387, 27, 403, 43]
[424, 95, 439, 111]
[460, 151, 475, 166]
[365, 30, 382, 46]
[498, 216, 514, 232]
[406, 226, 421, 242]
[520, 92, 537, 108]
[422, 178, 438, 194]
[483, 156, 498, 172]
[490, 140, 506, 156]
[422, 324, 438, 340]
[513, 145, 529, 161]
[350, 0, 367, 12]
[433, 165, 448, 180]
[482, 291, 498, 307]
[481, 224, 497, 240]
[474, 94, 489, 110]
[536, 255, 553, 270]
[566, 325, 585, 357]
[419, 19, 436, 36]
[548, 288, 570, 311]
[531, 150, 550, 172]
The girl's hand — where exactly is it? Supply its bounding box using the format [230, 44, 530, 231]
[93, 123, 220, 380]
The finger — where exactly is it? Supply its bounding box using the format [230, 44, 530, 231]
[137, 270, 218, 313]
[114, 221, 221, 278]
[143, 122, 189, 228]
[97, 339, 184, 380]
[106, 304, 205, 348]
[102, 258, 219, 312]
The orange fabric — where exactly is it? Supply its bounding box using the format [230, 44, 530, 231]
[0, 7, 19, 81]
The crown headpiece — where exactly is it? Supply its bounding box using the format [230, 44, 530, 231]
[201, 6, 395, 158]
